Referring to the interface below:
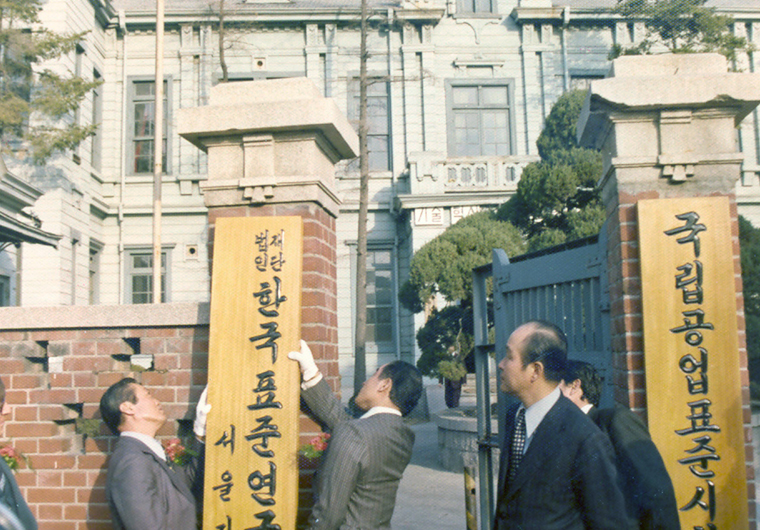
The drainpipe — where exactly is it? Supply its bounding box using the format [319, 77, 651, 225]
[118, 9, 127, 304]
[561, 6, 570, 92]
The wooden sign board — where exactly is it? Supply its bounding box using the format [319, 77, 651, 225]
[638, 197, 747, 529]
[204, 216, 303, 530]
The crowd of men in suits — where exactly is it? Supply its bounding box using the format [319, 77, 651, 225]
[0, 319, 680, 529]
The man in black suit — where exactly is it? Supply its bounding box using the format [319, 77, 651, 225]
[561, 360, 681, 530]
[289, 340, 423, 530]
[99, 378, 208, 530]
[493, 320, 627, 529]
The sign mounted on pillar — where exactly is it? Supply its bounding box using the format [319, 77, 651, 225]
[204, 216, 303, 530]
[638, 197, 747, 529]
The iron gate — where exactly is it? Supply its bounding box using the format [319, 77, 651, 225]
[471, 227, 612, 530]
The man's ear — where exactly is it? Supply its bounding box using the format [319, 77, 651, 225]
[531, 361, 544, 382]
[119, 400, 136, 418]
[377, 377, 392, 395]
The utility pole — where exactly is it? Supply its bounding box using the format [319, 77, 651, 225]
[353, 0, 369, 395]
[152, 0, 164, 303]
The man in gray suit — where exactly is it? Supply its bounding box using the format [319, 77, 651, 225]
[289, 341, 423, 530]
[99, 378, 208, 530]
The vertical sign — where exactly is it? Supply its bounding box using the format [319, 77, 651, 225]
[204, 216, 302, 530]
[638, 197, 748, 529]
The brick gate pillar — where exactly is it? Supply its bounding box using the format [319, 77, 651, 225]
[177, 77, 358, 527]
[578, 53, 760, 528]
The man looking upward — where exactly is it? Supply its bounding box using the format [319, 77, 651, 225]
[560, 360, 680, 530]
[493, 320, 626, 529]
[99, 378, 208, 530]
[289, 340, 423, 530]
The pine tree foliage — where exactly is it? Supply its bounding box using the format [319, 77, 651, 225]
[739, 216, 760, 397]
[611, 0, 751, 62]
[497, 90, 605, 252]
[0, 0, 100, 162]
[399, 210, 524, 313]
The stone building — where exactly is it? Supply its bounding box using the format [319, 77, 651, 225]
[1, 0, 759, 397]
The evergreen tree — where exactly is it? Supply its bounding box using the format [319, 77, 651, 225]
[739, 216, 760, 397]
[612, 0, 750, 62]
[496, 89, 605, 252]
[0, 0, 100, 162]
[399, 210, 524, 379]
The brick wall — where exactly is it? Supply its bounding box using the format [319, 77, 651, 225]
[0, 296, 335, 529]
[0, 303, 210, 529]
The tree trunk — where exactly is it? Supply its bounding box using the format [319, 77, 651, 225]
[218, 0, 228, 83]
[353, 0, 369, 396]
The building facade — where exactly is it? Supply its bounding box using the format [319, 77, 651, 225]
[2, 0, 759, 396]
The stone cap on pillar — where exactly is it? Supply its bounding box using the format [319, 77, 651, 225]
[576, 54, 760, 197]
[179, 77, 358, 159]
[577, 53, 760, 150]
[177, 78, 359, 215]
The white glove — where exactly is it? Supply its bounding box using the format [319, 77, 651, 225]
[194, 386, 211, 438]
[288, 340, 321, 384]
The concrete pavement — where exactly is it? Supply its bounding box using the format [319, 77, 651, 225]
[391, 421, 469, 530]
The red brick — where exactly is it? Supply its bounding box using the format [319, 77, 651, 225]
[37, 503, 63, 519]
[63, 470, 88, 487]
[64, 504, 87, 520]
[39, 437, 74, 454]
[77, 454, 108, 469]
[11, 374, 42, 389]
[26, 486, 76, 503]
[6, 422, 58, 438]
[71, 341, 97, 355]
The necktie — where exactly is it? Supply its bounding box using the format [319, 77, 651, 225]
[507, 407, 526, 484]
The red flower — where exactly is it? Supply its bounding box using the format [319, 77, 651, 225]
[300, 432, 330, 460]
[0, 445, 30, 472]
[162, 438, 197, 467]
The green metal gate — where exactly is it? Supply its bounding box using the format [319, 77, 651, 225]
[471, 228, 611, 530]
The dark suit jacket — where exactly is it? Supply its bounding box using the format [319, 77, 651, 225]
[105, 435, 203, 530]
[494, 394, 627, 530]
[302, 379, 415, 530]
[0, 458, 36, 530]
[589, 405, 681, 530]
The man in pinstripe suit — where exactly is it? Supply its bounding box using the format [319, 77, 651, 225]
[289, 341, 423, 530]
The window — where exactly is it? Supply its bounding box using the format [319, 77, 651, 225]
[348, 78, 391, 171]
[0, 275, 9, 307]
[366, 249, 394, 345]
[126, 250, 170, 304]
[129, 78, 170, 174]
[446, 80, 514, 157]
[457, 0, 493, 15]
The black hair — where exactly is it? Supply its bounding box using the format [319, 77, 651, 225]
[99, 377, 138, 435]
[379, 361, 423, 416]
[565, 360, 602, 407]
[521, 320, 568, 383]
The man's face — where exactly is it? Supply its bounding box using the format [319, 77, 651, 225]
[354, 364, 390, 411]
[498, 324, 534, 398]
[127, 384, 167, 427]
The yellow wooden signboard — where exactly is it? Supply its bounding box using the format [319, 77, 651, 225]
[638, 197, 747, 529]
[204, 216, 302, 530]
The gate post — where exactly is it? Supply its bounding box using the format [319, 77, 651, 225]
[578, 53, 760, 529]
[178, 78, 358, 528]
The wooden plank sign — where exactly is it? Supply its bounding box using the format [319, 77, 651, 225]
[638, 197, 748, 529]
[204, 216, 303, 530]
